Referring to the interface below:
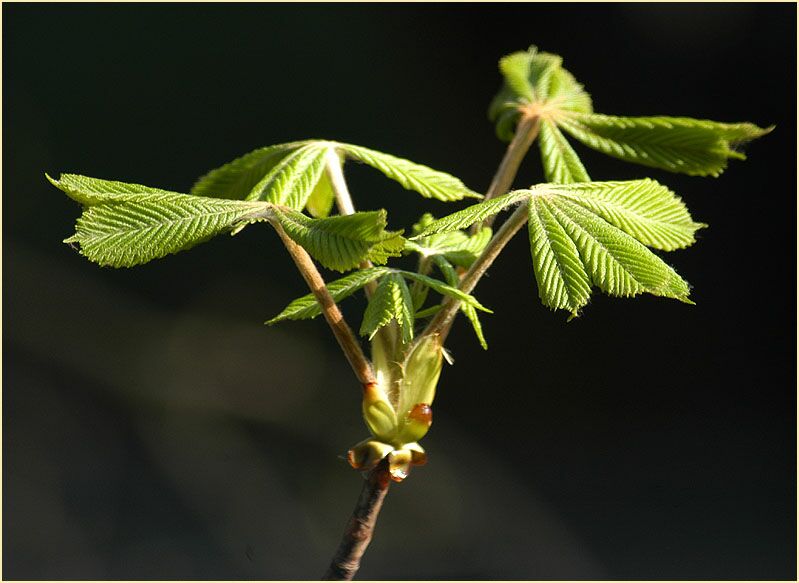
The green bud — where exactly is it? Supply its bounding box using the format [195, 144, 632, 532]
[398, 402, 433, 443]
[362, 383, 398, 442]
[396, 334, 443, 438]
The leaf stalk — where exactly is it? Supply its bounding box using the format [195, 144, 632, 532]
[472, 113, 541, 233]
[272, 220, 376, 386]
[426, 113, 541, 345]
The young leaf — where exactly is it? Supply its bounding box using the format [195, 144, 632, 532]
[398, 271, 491, 313]
[432, 255, 488, 349]
[338, 143, 481, 201]
[547, 179, 705, 251]
[48, 173, 179, 206]
[538, 118, 591, 184]
[267, 267, 392, 324]
[412, 191, 529, 237]
[556, 112, 772, 177]
[305, 171, 336, 218]
[425, 179, 702, 316]
[527, 192, 692, 316]
[270, 207, 404, 272]
[489, 46, 590, 141]
[191, 141, 307, 199]
[498, 47, 562, 104]
[52, 178, 268, 267]
[546, 66, 593, 114]
[488, 87, 525, 142]
[360, 273, 415, 343]
[407, 219, 492, 268]
[442, 226, 492, 268]
[527, 197, 592, 315]
[248, 143, 329, 207]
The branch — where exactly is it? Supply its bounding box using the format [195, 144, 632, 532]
[422, 112, 541, 345]
[322, 115, 539, 578]
[323, 462, 391, 580]
[272, 221, 376, 386]
[471, 112, 540, 233]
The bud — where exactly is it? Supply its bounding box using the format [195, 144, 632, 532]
[349, 334, 445, 482]
[396, 334, 442, 443]
[362, 382, 397, 442]
[398, 402, 433, 443]
[347, 438, 394, 472]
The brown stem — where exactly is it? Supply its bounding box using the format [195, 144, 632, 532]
[323, 113, 539, 580]
[471, 113, 540, 233]
[323, 462, 391, 580]
[420, 113, 541, 346]
[324, 146, 402, 362]
[273, 221, 376, 387]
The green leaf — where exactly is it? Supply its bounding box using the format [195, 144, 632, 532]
[538, 118, 591, 184]
[248, 143, 329, 207]
[360, 273, 415, 343]
[266, 267, 392, 324]
[432, 255, 488, 349]
[443, 226, 492, 268]
[556, 112, 772, 177]
[498, 46, 562, 103]
[305, 170, 336, 218]
[489, 46, 590, 141]
[191, 141, 306, 200]
[406, 219, 492, 268]
[527, 196, 592, 315]
[546, 179, 705, 251]
[525, 185, 694, 316]
[412, 191, 529, 237]
[338, 143, 481, 201]
[498, 51, 536, 102]
[546, 66, 593, 114]
[398, 270, 492, 313]
[270, 207, 404, 272]
[50, 174, 268, 268]
[48, 173, 179, 206]
[413, 304, 442, 320]
[488, 89, 524, 142]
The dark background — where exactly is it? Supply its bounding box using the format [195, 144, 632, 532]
[4, 3, 796, 580]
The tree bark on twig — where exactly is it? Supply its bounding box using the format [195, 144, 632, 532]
[322, 462, 391, 580]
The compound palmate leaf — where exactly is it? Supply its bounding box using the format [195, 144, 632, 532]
[414, 179, 703, 317]
[529, 196, 690, 316]
[490, 46, 770, 178]
[51, 174, 269, 267]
